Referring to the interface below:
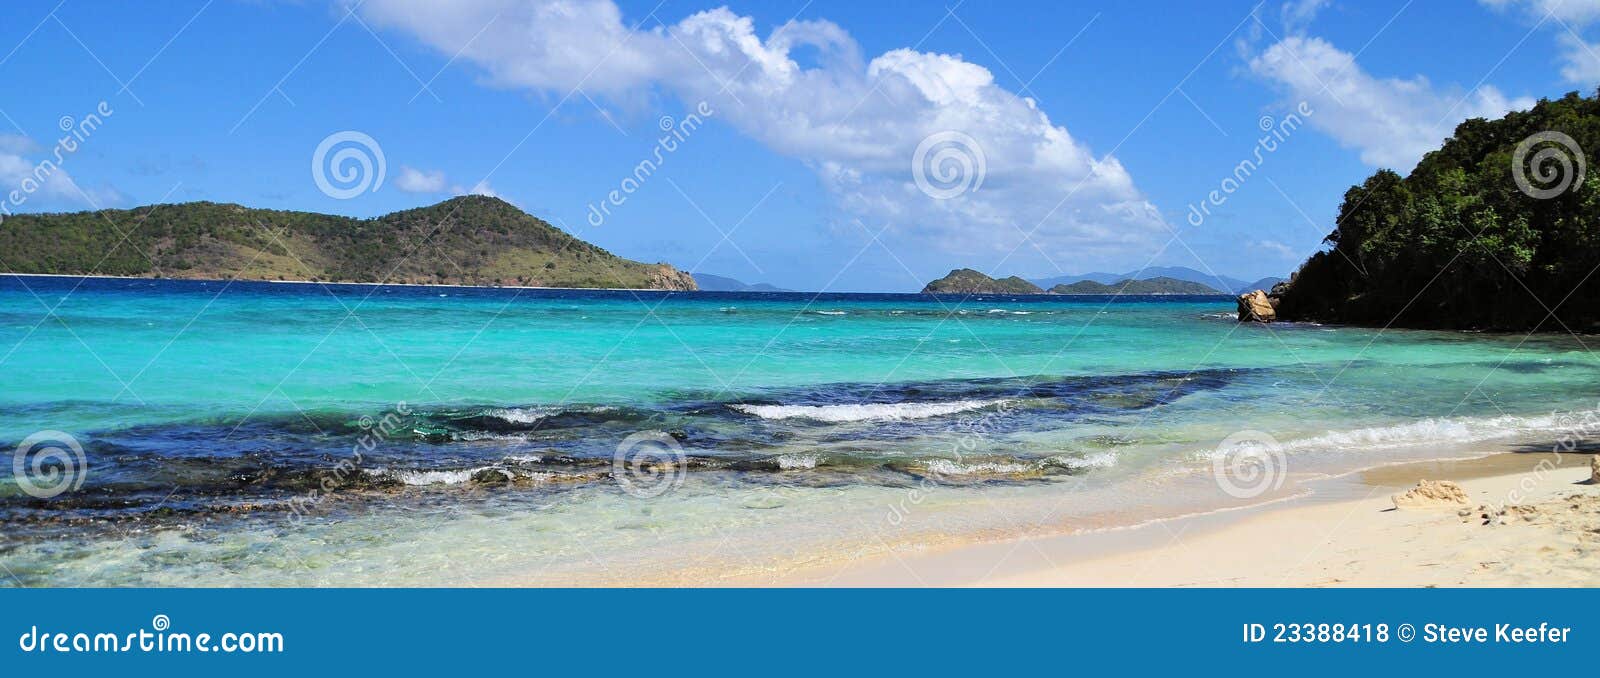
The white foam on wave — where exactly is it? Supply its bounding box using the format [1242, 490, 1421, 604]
[485, 405, 615, 425]
[389, 467, 491, 486]
[1195, 409, 1584, 461]
[923, 459, 1037, 476]
[1045, 451, 1118, 470]
[812, 310, 847, 316]
[775, 453, 819, 470]
[731, 399, 1008, 423]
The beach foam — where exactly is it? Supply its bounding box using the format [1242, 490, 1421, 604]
[731, 399, 1008, 423]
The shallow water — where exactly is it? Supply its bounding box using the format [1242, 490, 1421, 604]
[1, 275, 1595, 585]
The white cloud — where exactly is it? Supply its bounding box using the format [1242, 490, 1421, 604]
[1559, 32, 1600, 82]
[453, 180, 498, 198]
[0, 134, 116, 215]
[357, 0, 1166, 263]
[395, 165, 449, 193]
[1481, 0, 1600, 84]
[1248, 34, 1533, 170]
[1251, 239, 1297, 259]
[1482, 0, 1600, 27]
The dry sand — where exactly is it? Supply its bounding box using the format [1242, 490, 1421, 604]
[758, 452, 1599, 587]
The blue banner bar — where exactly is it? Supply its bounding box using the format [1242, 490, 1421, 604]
[2, 589, 1591, 675]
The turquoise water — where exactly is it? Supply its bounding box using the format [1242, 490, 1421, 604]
[1, 275, 1596, 585]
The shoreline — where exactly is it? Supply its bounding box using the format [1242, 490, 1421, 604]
[732, 451, 1597, 587]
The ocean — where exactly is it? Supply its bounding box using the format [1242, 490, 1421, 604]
[1, 275, 1595, 585]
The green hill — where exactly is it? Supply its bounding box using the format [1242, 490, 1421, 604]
[921, 268, 1044, 294]
[0, 195, 696, 289]
[1275, 90, 1600, 330]
[1049, 276, 1223, 295]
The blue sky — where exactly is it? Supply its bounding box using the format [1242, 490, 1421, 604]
[1, 0, 1596, 291]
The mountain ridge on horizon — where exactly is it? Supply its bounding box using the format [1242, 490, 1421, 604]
[0, 195, 698, 290]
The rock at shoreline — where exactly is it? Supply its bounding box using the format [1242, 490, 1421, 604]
[1236, 289, 1277, 323]
[1591, 455, 1599, 484]
[1392, 479, 1469, 509]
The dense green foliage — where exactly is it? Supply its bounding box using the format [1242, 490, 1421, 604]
[921, 268, 1044, 294]
[0, 195, 695, 289]
[1278, 90, 1600, 330]
[1049, 276, 1222, 295]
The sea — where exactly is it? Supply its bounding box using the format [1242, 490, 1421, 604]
[1, 275, 1595, 585]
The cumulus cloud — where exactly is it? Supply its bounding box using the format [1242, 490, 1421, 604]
[1247, 14, 1533, 170]
[356, 0, 1166, 262]
[395, 165, 449, 193]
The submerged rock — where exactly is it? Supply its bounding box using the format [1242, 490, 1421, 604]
[1392, 479, 1469, 509]
[1236, 289, 1277, 323]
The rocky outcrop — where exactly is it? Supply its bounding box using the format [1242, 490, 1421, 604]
[1236, 289, 1277, 323]
[1392, 479, 1470, 509]
[646, 264, 699, 291]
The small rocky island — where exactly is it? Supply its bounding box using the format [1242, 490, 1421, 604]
[921, 268, 1043, 294]
[921, 268, 1226, 295]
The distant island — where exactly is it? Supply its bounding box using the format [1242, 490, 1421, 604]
[1033, 266, 1281, 295]
[921, 268, 1044, 294]
[0, 195, 697, 290]
[1049, 276, 1221, 295]
[1272, 90, 1600, 330]
[690, 272, 792, 292]
[921, 268, 1232, 295]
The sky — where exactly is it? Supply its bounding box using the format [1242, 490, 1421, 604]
[0, 0, 1597, 292]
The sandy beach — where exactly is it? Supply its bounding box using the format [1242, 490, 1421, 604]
[755, 451, 1599, 587]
